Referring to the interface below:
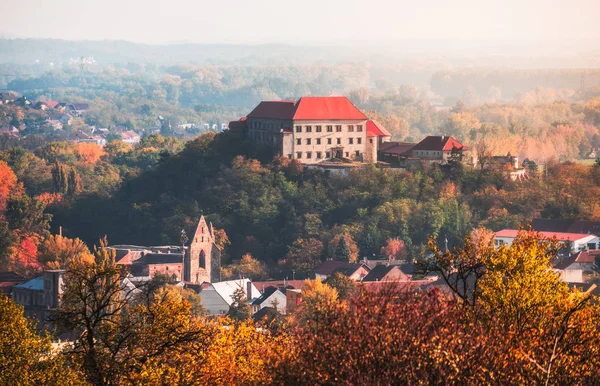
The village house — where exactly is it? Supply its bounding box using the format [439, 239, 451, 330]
[0, 91, 18, 104]
[200, 279, 259, 316]
[66, 103, 90, 116]
[0, 272, 25, 296]
[494, 229, 600, 253]
[314, 260, 371, 281]
[121, 130, 141, 144]
[229, 96, 392, 164]
[362, 265, 411, 282]
[251, 286, 287, 314]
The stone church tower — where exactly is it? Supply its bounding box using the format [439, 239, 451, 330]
[184, 216, 221, 283]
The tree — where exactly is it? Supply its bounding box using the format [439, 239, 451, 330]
[0, 220, 15, 270]
[330, 233, 359, 263]
[37, 234, 94, 269]
[324, 272, 356, 300]
[295, 278, 339, 325]
[228, 287, 252, 321]
[5, 194, 51, 235]
[380, 238, 408, 261]
[223, 253, 268, 281]
[0, 296, 82, 385]
[0, 160, 17, 213]
[279, 238, 324, 278]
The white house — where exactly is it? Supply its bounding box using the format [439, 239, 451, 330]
[494, 230, 599, 253]
[199, 279, 259, 316]
[251, 286, 287, 314]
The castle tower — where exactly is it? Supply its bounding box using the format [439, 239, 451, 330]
[184, 216, 221, 283]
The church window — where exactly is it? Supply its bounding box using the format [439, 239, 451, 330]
[200, 251, 206, 268]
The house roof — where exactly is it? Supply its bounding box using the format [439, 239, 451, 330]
[228, 117, 248, 130]
[69, 103, 89, 110]
[0, 272, 24, 282]
[495, 229, 596, 242]
[14, 276, 44, 291]
[411, 136, 467, 151]
[121, 130, 140, 140]
[314, 260, 366, 276]
[252, 280, 307, 292]
[293, 96, 367, 120]
[531, 218, 600, 235]
[362, 265, 397, 282]
[44, 100, 59, 109]
[247, 101, 296, 120]
[378, 141, 417, 155]
[137, 253, 183, 265]
[209, 279, 259, 305]
[366, 120, 391, 137]
[251, 286, 280, 306]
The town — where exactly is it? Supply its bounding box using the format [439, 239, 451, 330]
[3, 1, 600, 382]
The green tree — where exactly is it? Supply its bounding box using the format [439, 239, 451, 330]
[228, 287, 252, 321]
[324, 272, 355, 300]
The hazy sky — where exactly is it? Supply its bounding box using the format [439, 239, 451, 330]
[1, 0, 599, 44]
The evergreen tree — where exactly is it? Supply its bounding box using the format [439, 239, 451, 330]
[334, 235, 353, 262]
[67, 168, 82, 197]
[228, 287, 252, 321]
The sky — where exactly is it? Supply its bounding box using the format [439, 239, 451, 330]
[1, 0, 599, 45]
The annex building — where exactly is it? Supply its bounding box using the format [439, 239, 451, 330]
[229, 96, 391, 164]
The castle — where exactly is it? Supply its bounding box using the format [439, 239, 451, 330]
[110, 215, 221, 283]
[229, 96, 391, 164]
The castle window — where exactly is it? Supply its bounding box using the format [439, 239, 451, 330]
[357, 125, 363, 132]
[201, 236, 204, 242]
[306, 152, 312, 159]
[326, 151, 331, 158]
[297, 152, 302, 159]
[355, 150, 360, 157]
[357, 138, 362, 144]
[345, 152, 349, 157]
[370, 139, 373, 144]
[316, 138, 321, 145]
[327, 125, 333, 132]
[296, 125, 302, 133]
[348, 125, 354, 132]
[337, 138, 341, 145]
[327, 138, 332, 145]
[200, 250, 206, 269]
[335, 125, 342, 132]
[297, 138, 301, 145]
[349, 138, 353, 145]
[306, 138, 311, 145]
[306, 126, 312, 132]
[317, 152, 322, 159]
[316, 126, 322, 132]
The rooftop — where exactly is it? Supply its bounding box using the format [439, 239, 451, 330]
[14, 276, 44, 291]
[411, 136, 468, 152]
[495, 229, 597, 241]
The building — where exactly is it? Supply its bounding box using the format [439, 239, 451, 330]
[314, 260, 371, 281]
[0, 92, 17, 104]
[121, 130, 141, 144]
[200, 279, 259, 316]
[494, 229, 600, 253]
[230, 96, 392, 164]
[531, 218, 600, 235]
[12, 270, 64, 321]
[377, 135, 472, 169]
[110, 215, 221, 284]
[0, 272, 25, 296]
[251, 286, 286, 314]
[362, 265, 410, 282]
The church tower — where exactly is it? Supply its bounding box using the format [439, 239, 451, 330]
[184, 216, 221, 283]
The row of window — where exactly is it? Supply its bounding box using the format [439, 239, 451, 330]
[296, 137, 362, 146]
[295, 125, 363, 133]
[251, 121, 284, 129]
[295, 150, 361, 159]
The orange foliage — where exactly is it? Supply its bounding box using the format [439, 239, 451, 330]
[12, 233, 41, 277]
[36, 192, 64, 206]
[75, 142, 105, 164]
[0, 160, 17, 213]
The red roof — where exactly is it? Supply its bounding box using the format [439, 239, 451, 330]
[293, 97, 367, 121]
[44, 100, 59, 109]
[366, 120, 391, 137]
[495, 229, 596, 241]
[379, 141, 417, 155]
[247, 100, 296, 120]
[412, 136, 468, 151]
[228, 117, 248, 130]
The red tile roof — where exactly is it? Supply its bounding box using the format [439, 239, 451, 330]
[379, 141, 417, 155]
[412, 136, 468, 151]
[228, 117, 248, 130]
[293, 97, 367, 120]
[495, 229, 596, 241]
[247, 100, 296, 120]
[366, 120, 391, 137]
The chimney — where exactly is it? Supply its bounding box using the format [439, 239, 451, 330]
[246, 280, 252, 300]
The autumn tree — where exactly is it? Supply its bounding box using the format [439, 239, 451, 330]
[295, 278, 340, 326]
[279, 238, 324, 278]
[223, 253, 268, 281]
[324, 272, 356, 300]
[37, 234, 94, 269]
[0, 296, 82, 385]
[0, 160, 17, 213]
[380, 237, 408, 261]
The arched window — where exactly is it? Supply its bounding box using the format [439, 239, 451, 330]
[199, 250, 206, 269]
